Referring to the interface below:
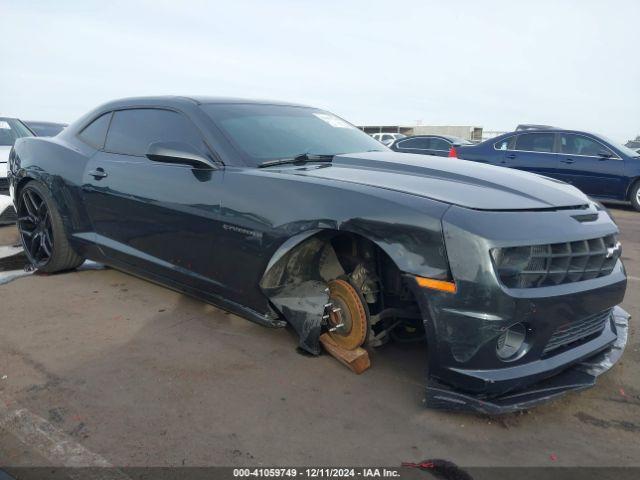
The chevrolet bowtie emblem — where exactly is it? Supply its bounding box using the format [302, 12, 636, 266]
[606, 241, 622, 259]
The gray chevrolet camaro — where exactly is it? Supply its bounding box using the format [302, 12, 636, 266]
[8, 96, 629, 413]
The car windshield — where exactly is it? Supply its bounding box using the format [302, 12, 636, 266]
[201, 104, 386, 166]
[597, 134, 640, 158]
[0, 118, 33, 146]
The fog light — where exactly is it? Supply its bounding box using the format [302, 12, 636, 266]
[496, 323, 527, 360]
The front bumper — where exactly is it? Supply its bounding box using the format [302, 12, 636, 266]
[425, 306, 629, 414]
[410, 204, 629, 413]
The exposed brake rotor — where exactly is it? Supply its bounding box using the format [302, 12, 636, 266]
[325, 279, 368, 351]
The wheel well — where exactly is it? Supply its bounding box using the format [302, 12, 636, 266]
[261, 230, 426, 349]
[628, 177, 640, 200]
[14, 176, 35, 201]
[329, 232, 426, 346]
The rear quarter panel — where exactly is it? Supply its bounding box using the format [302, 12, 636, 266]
[455, 142, 497, 163]
[12, 135, 95, 243]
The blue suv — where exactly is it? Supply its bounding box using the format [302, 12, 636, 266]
[455, 129, 640, 211]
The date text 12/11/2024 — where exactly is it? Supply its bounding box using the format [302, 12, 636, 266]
[233, 468, 403, 478]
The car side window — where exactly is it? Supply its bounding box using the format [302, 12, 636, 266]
[104, 109, 206, 157]
[494, 136, 515, 151]
[430, 138, 451, 151]
[396, 137, 431, 150]
[515, 133, 555, 153]
[559, 134, 615, 157]
[78, 112, 112, 149]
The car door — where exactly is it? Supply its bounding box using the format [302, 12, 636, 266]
[428, 137, 452, 157]
[501, 132, 560, 176]
[555, 133, 627, 199]
[81, 108, 229, 295]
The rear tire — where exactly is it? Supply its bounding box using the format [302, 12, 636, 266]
[17, 180, 85, 273]
[631, 181, 640, 212]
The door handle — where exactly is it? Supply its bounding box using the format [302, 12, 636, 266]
[506, 153, 516, 159]
[88, 168, 108, 179]
[560, 158, 575, 164]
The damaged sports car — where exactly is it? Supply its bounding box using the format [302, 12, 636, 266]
[8, 96, 629, 413]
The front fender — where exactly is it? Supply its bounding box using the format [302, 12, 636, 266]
[259, 197, 452, 354]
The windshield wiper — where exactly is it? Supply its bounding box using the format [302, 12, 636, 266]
[258, 153, 335, 168]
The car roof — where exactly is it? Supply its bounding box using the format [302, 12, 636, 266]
[99, 95, 310, 110]
[402, 134, 462, 142]
[515, 124, 558, 131]
[496, 128, 604, 138]
[24, 120, 68, 127]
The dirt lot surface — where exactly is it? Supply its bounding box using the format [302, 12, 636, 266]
[0, 208, 639, 469]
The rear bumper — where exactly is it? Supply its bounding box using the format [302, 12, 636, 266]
[424, 306, 629, 414]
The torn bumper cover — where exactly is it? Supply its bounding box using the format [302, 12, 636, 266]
[425, 306, 630, 414]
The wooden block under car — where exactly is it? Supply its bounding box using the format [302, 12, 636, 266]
[319, 333, 371, 374]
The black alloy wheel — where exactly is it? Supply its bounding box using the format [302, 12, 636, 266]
[18, 187, 54, 267]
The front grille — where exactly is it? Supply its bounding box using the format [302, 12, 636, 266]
[0, 177, 8, 193]
[543, 309, 611, 356]
[492, 234, 620, 288]
[0, 204, 17, 224]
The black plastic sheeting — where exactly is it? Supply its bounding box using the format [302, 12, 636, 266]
[267, 280, 329, 355]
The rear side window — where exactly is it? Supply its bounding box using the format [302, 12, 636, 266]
[515, 133, 555, 153]
[396, 137, 431, 149]
[559, 134, 614, 157]
[104, 109, 205, 157]
[79, 113, 112, 148]
[430, 138, 451, 151]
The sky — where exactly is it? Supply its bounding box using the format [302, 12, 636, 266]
[1, 0, 638, 142]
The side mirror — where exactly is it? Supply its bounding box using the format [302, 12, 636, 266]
[598, 150, 614, 159]
[146, 142, 216, 169]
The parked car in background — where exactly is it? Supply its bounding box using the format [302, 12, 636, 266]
[24, 121, 68, 137]
[0, 117, 33, 223]
[1, 117, 33, 193]
[371, 132, 405, 146]
[0, 194, 16, 225]
[8, 96, 629, 413]
[390, 135, 472, 157]
[625, 137, 640, 154]
[455, 128, 640, 211]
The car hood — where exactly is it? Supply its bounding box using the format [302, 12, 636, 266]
[284, 151, 589, 211]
